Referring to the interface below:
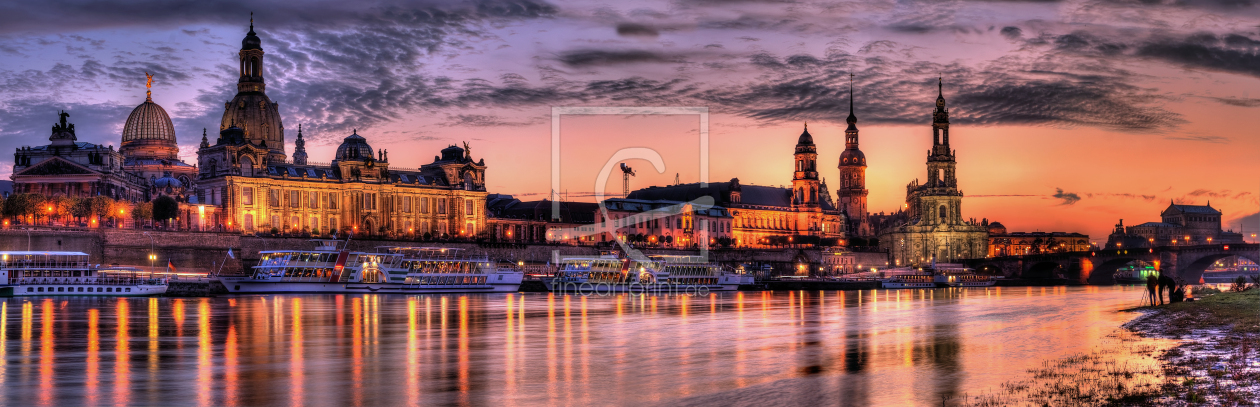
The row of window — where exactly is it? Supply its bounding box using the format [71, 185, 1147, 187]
[240, 186, 481, 218]
[27, 286, 131, 293]
[611, 215, 731, 234]
[404, 275, 489, 285]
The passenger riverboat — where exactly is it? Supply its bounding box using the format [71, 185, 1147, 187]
[220, 240, 523, 294]
[879, 268, 937, 289]
[545, 253, 742, 293]
[931, 264, 998, 287]
[878, 264, 997, 288]
[0, 251, 168, 297]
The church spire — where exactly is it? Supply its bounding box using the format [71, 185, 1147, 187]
[293, 124, 308, 165]
[846, 73, 857, 132]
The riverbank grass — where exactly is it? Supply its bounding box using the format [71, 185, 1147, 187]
[1157, 289, 1260, 335]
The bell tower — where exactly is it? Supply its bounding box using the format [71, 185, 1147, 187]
[238, 13, 266, 94]
[791, 124, 821, 208]
[917, 77, 963, 226]
[220, 13, 287, 162]
[927, 77, 957, 189]
[837, 74, 870, 235]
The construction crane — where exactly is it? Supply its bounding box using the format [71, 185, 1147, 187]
[620, 163, 635, 198]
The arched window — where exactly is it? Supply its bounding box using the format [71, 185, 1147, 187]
[939, 205, 948, 221]
[250, 57, 260, 77]
[240, 156, 254, 177]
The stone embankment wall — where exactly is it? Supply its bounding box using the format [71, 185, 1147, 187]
[0, 230, 891, 276]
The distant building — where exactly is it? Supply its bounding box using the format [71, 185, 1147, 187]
[484, 194, 598, 243]
[985, 221, 1091, 257]
[600, 198, 734, 247]
[821, 247, 859, 275]
[1106, 202, 1244, 248]
[879, 79, 988, 266]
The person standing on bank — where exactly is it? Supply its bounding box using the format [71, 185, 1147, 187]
[1146, 274, 1159, 306]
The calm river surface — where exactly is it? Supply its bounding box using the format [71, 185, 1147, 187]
[0, 286, 1155, 406]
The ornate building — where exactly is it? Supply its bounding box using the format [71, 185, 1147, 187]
[11, 112, 147, 201]
[879, 79, 988, 266]
[11, 72, 196, 204]
[625, 125, 846, 247]
[1105, 202, 1245, 248]
[985, 221, 1091, 257]
[221, 17, 286, 162]
[836, 77, 872, 236]
[193, 21, 489, 236]
[122, 73, 198, 197]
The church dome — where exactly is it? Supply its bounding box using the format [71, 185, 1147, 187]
[121, 99, 179, 160]
[334, 130, 374, 161]
[794, 124, 816, 154]
[242, 21, 262, 50]
[797, 126, 814, 145]
[839, 149, 866, 166]
[154, 171, 185, 195]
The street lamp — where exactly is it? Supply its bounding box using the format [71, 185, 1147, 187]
[143, 232, 156, 271]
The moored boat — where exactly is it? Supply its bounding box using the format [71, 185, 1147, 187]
[220, 240, 523, 294]
[0, 251, 168, 297]
[879, 268, 937, 289]
[545, 253, 741, 293]
[931, 264, 998, 287]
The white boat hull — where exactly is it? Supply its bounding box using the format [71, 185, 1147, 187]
[4, 284, 168, 297]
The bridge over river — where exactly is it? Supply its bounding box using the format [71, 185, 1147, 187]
[960, 243, 1258, 284]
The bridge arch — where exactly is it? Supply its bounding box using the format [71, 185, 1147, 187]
[1086, 257, 1147, 285]
[1025, 261, 1064, 280]
[1177, 252, 1260, 284]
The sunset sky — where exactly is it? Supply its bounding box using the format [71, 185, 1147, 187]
[1, 0, 1258, 243]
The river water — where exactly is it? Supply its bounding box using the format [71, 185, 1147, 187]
[0, 286, 1157, 406]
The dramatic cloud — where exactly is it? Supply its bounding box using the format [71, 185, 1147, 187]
[616, 23, 659, 38]
[1053, 188, 1081, 205]
[557, 49, 686, 67]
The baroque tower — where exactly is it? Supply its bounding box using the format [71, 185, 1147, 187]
[878, 78, 988, 266]
[837, 74, 870, 236]
[220, 14, 286, 162]
[791, 124, 821, 208]
[911, 77, 963, 226]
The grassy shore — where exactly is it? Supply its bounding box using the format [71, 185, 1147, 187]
[1128, 289, 1260, 406]
[947, 290, 1258, 406]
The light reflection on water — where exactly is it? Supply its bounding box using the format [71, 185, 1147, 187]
[0, 286, 1156, 406]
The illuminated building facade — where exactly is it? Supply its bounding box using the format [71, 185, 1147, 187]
[193, 22, 488, 236]
[879, 80, 988, 266]
[985, 222, 1091, 257]
[625, 126, 846, 248]
[1105, 202, 1245, 248]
